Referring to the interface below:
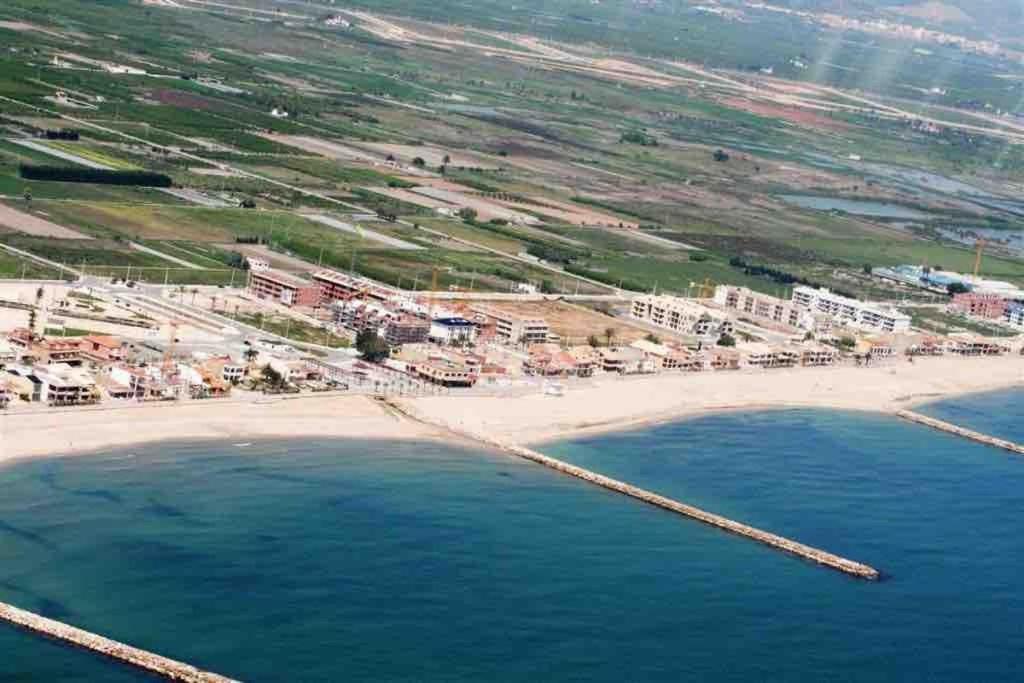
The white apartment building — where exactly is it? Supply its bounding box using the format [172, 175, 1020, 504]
[713, 286, 815, 330]
[630, 295, 734, 338]
[1005, 302, 1024, 329]
[791, 286, 910, 334]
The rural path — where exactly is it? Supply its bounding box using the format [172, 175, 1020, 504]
[0, 95, 619, 295]
[128, 241, 202, 269]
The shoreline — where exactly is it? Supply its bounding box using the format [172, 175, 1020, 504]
[0, 355, 1021, 463]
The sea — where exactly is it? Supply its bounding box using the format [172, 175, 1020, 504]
[2, 389, 1024, 681]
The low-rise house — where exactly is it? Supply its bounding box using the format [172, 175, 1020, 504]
[701, 348, 741, 371]
[597, 346, 654, 374]
[107, 365, 176, 401]
[855, 337, 896, 360]
[95, 373, 134, 400]
[6, 328, 33, 352]
[203, 356, 245, 384]
[905, 335, 946, 356]
[4, 366, 41, 402]
[945, 334, 1009, 356]
[32, 363, 99, 406]
[740, 343, 799, 369]
[0, 339, 16, 367]
[79, 335, 127, 364]
[36, 337, 83, 365]
[797, 343, 839, 367]
[525, 344, 599, 377]
[413, 354, 479, 387]
[630, 339, 703, 371]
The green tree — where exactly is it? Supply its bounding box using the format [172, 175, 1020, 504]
[717, 332, 736, 347]
[356, 329, 390, 363]
[587, 334, 601, 348]
[458, 207, 478, 222]
[412, 156, 426, 168]
[947, 282, 970, 295]
[862, 263, 873, 275]
[261, 364, 284, 388]
[644, 333, 661, 344]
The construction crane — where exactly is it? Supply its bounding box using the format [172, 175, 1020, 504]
[973, 238, 987, 279]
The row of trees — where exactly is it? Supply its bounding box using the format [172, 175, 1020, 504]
[19, 165, 173, 187]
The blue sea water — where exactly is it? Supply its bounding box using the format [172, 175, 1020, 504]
[1, 391, 1024, 681]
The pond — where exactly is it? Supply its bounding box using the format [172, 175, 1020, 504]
[778, 194, 931, 219]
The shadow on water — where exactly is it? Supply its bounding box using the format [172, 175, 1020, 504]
[36, 468, 123, 505]
[0, 521, 55, 550]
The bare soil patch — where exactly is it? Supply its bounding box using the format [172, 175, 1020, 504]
[0, 203, 92, 240]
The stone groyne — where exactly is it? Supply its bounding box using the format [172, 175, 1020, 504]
[897, 410, 1024, 455]
[390, 401, 880, 581]
[0, 601, 239, 682]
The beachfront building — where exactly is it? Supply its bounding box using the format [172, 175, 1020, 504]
[31, 363, 99, 406]
[739, 343, 799, 369]
[700, 348, 741, 371]
[1004, 302, 1024, 329]
[713, 286, 814, 331]
[429, 317, 477, 345]
[525, 344, 599, 377]
[854, 337, 897, 360]
[631, 295, 735, 339]
[791, 287, 911, 333]
[0, 339, 16, 367]
[949, 292, 1008, 319]
[597, 346, 655, 375]
[630, 339, 704, 372]
[471, 305, 550, 345]
[248, 269, 319, 308]
[945, 334, 1009, 356]
[797, 344, 839, 367]
[411, 353, 479, 387]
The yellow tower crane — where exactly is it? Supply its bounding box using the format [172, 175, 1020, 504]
[973, 239, 987, 279]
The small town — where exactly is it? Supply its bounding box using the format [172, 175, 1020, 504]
[1, 256, 1021, 412]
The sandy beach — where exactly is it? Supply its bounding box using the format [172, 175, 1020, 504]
[408, 355, 1024, 444]
[1, 355, 1021, 463]
[0, 394, 442, 464]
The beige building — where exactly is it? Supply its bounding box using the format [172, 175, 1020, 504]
[471, 305, 550, 345]
[713, 286, 815, 331]
[630, 295, 734, 339]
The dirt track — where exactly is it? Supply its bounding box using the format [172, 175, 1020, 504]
[0, 203, 92, 240]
